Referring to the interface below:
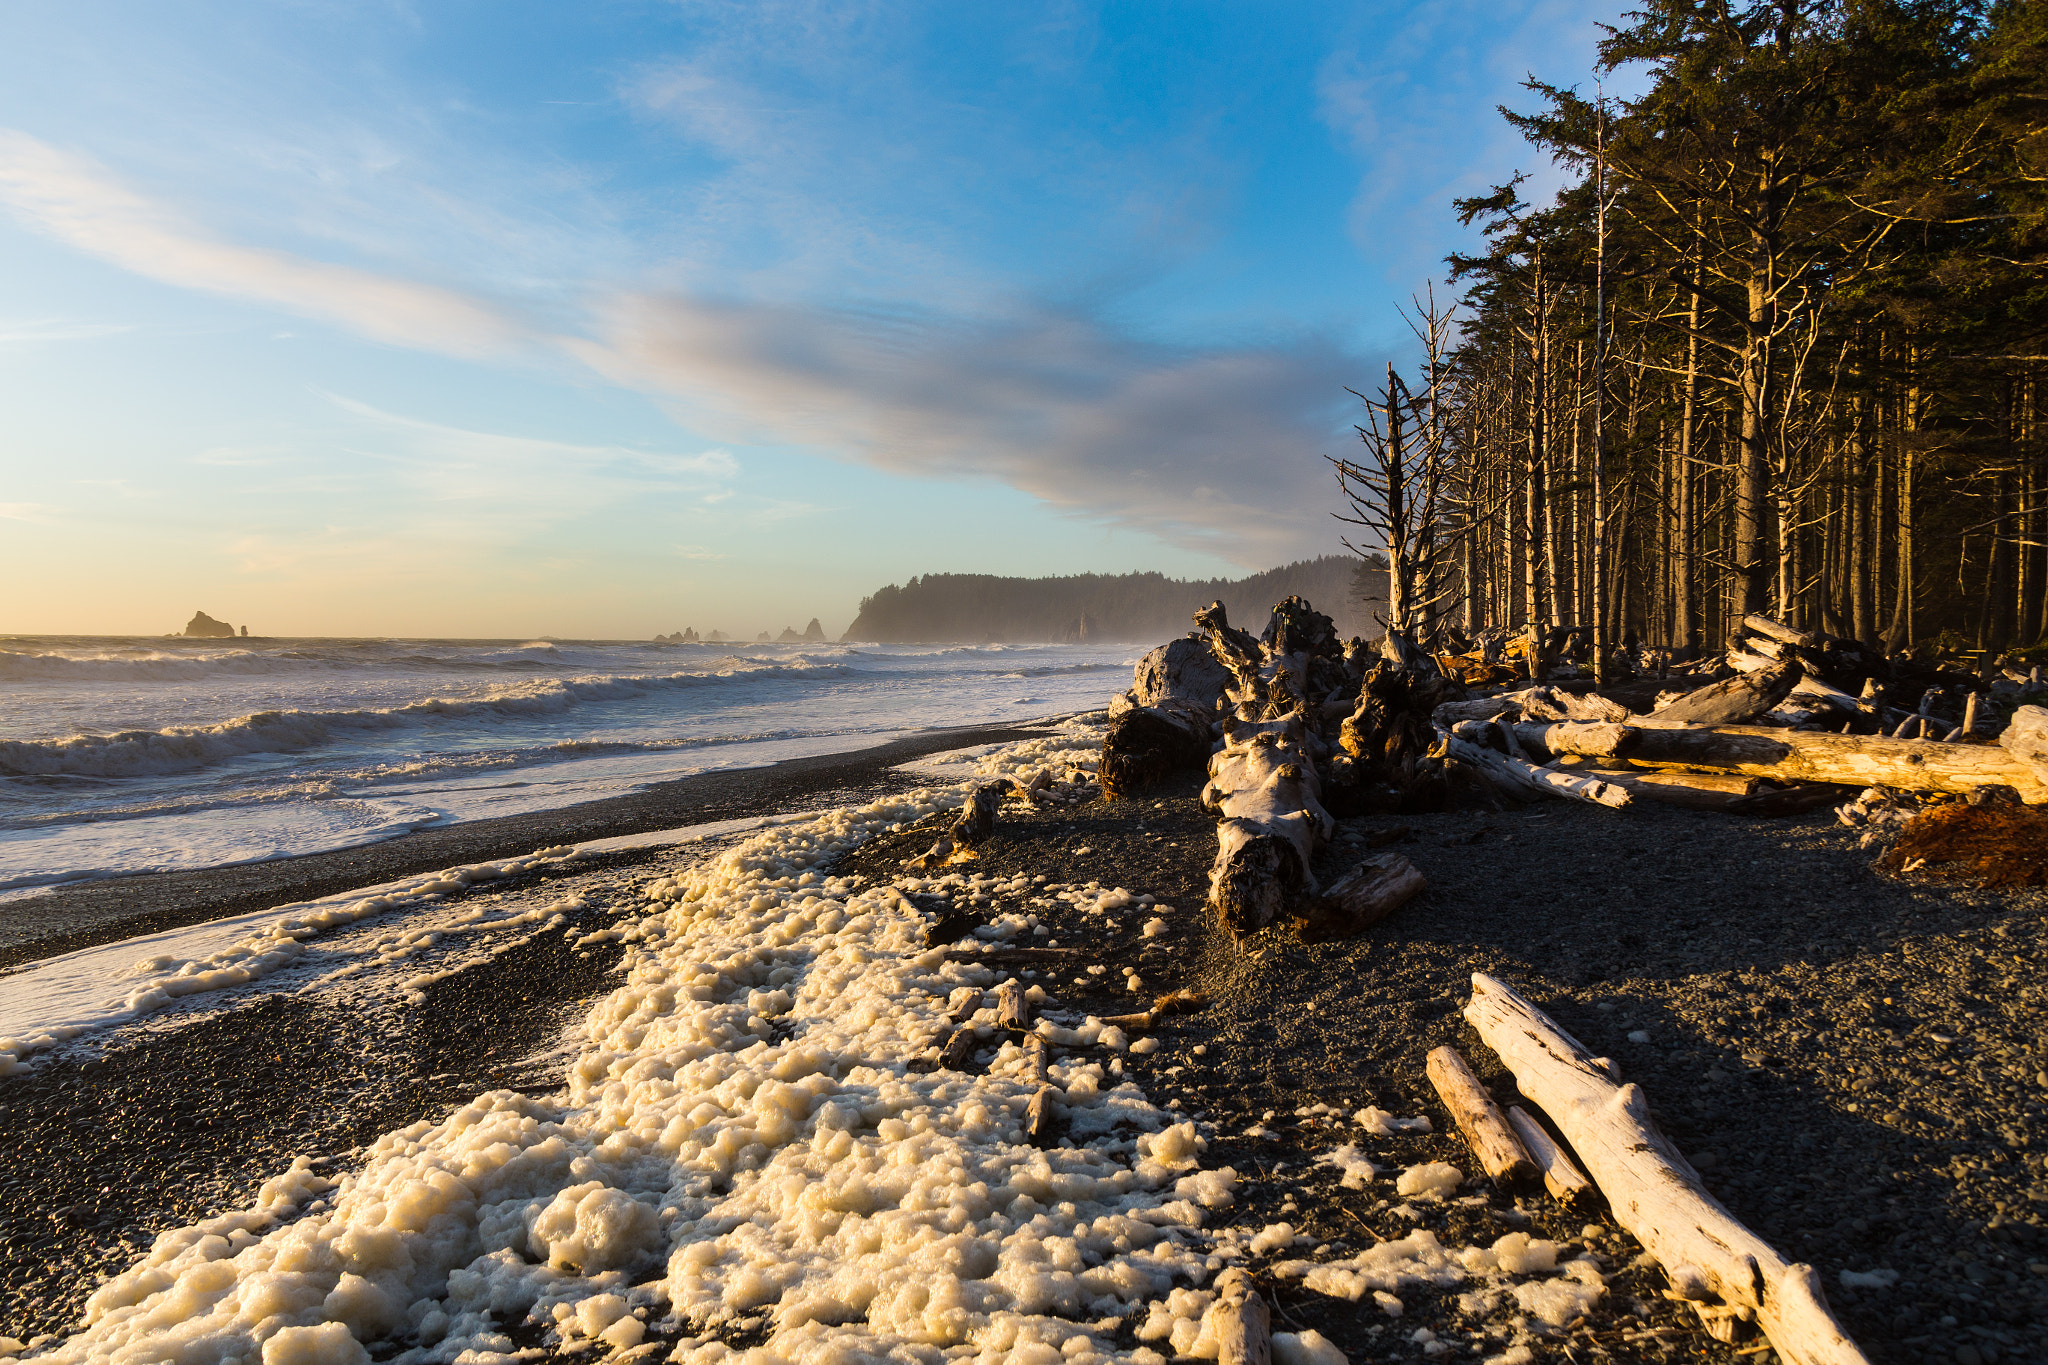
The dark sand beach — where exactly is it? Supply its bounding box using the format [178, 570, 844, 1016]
[4, 723, 2047, 1364]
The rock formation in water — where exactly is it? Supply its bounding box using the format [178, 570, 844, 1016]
[755, 631, 772, 642]
[803, 618, 825, 641]
[655, 627, 702, 643]
[184, 611, 235, 638]
[707, 630, 728, 642]
[777, 626, 802, 642]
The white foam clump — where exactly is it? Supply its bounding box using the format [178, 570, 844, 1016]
[1509, 1259, 1606, 1326]
[1355, 1106, 1431, 1135]
[1271, 1328, 1348, 1365]
[42, 775, 1249, 1365]
[1395, 1162, 1464, 1200]
[1316, 1145, 1376, 1190]
[1248, 1224, 1299, 1255]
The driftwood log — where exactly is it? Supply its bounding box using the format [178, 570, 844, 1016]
[1100, 637, 1231, 798]
[1201, 711, 1334, 933]
[1577, 769, 1756, 812]
[1465, 973, 1869, 1365]
[2001, 704, 2048, 788]
[1023, 1032, 1055, 1144]
[1640, 662, 1799, 727]
[1425, 1045, 1536, 1186]
[905, 774, 1047, 870]
[1294, 852, 1426, 942]
[1509, 720, 1641, 760]
[1206, 1268, 1271, 1365]
[1506, 1105, 1594, 1206]
[1628, 725, 2048, 803]
[1438, 732, 1632, 808]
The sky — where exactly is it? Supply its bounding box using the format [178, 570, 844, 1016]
[0, 0, 1630, 640]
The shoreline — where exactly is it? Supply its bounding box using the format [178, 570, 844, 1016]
[0, 721, 1055, 973]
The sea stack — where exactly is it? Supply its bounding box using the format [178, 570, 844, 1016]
[777, 625, 802, 642]
[183, 611, 235, 638]
[802, 618, 825, 641]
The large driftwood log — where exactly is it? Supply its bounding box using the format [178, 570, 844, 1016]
[1202, 713, 1334, 934]
[1518, 685, 1634, 723]
[1426, 1045, 1536, 1186]
[1742, 613, 1822, 649]
[1100, 697, 1213, 799]
[1640, 662, 1799, 727]
[1438, 732, 1631, 808]
[1510, 721, 1641, 760]
[1628, 725, 2048, 803]
[1465, 973, 1870, 1365]
[1294, 852, 1425, 942]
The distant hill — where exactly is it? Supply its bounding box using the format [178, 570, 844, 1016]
[843, 555, 1389, 644]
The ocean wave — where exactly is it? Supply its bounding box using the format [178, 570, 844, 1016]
[0, 664, 857, 778]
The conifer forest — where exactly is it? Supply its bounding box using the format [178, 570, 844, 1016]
[1333, 0, 2046, 664]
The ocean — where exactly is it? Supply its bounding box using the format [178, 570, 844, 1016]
[0, 635, 1135, 897]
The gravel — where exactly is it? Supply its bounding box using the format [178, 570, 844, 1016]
[837, 773, 2048, 1364]
[8, 746, 2048, 1364]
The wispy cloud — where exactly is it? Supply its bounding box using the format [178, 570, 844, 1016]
[0, 317, 133, 344]
[0, 129, 534, 358]
[0, 502, 58, 523]
[576, 292, 1365, 567]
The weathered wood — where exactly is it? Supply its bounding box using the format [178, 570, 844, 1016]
[1294, 852, 1426, 942]
[2000, 704, 2048, 787]
[1743, 613, 1823, 649]
[938, 1025, 978, 1071]
[1433, 695, 1522, 727]
[1440, 732, 1632, 808]
[1630, 725, 2048, 803]
[1206, 1268, 1271, 1365]
[1203, 716, 1333, 934]
[1724, 783, 1861, 817]
[1426, 1045, 1537, 1187]
[1506, 1105, 1595, 1206]
[1101, 697, 1213, 799]
[995, 978, 1029, 1031]
[1510, 720, 1641, 759]
[1024, 1086, 1056, 1145]
[1024, 1031, 1050, 1083]
[1465, 973, 1870, 1365]
[1519, 685, 1634, 723]
[941, 945, 1084, 964]
[1641, 662, 1799, 727]
[1578, 769, 1756, 811]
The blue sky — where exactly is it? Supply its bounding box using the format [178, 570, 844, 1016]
[0, 0, 1626, 639]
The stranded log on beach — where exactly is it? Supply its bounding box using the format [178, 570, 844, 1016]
[1464, 972, 1870, 1365]
[1628, 724, 2048, 803]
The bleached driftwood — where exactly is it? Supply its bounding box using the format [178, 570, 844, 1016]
[1023, 1032, 1056, 1144]
[1506, 1105, 1594, 1206]
[1101, 638, 1230, 798]
[1640, 662, 1799, 727]
[1202, 713, 1334, 934]
[1578, 768, 1756, 812]
[905, 775, 1047, 870]
[1518, 685, 1633, 723]
[2000, 704, 2048, 787]
[1438, 731, 1631, 808]
[1630, 725, 2048, 803]
[1294, 852, 1425, 942]
[1425, 1045, 1536, 1186]
[1206, 1268, 1271, 1365]
[995, 978, 1029, 1031]
[1510, 721, 1641, 760]
[1465, 973, 1870, 1365]
[1742, 613, 1823, 649]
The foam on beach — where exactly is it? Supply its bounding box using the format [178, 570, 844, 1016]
[9, 725, 1606, 1365]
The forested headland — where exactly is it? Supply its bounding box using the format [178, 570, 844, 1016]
[842, 555, 1387, 644]
[1341, 0, 2046, 663]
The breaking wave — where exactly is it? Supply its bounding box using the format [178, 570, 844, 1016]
[0, 665, 856, 778]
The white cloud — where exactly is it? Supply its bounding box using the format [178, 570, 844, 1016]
[0, 129, 534, 358]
